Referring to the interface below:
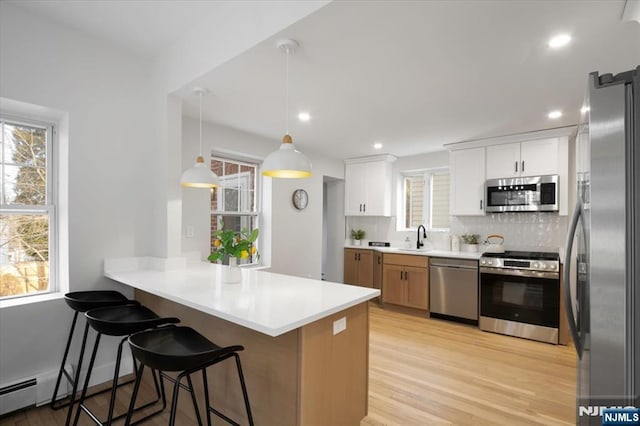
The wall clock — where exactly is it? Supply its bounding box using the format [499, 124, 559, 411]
[292, 189, 309, 210]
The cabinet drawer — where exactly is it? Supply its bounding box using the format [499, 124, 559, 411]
[383, 253, 428, 268]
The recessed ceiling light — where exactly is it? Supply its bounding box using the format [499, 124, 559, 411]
[548, 34, 571, 48]
[580, 106, 590, 114]
[373, 143, 383, 150]
[548, 110, 562, 119]
[297, 112, 311, 122]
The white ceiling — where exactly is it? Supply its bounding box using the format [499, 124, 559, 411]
[10, 0, 640, 160]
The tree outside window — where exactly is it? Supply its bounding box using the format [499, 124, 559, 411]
[1, 118, 53, 298]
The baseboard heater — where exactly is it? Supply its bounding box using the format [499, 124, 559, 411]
[0, 378, 37, 416]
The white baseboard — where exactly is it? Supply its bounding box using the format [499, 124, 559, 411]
[0, 354, 134, 414]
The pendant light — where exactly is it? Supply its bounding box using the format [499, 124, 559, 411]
[262, 39, 312, 178]
[181, 87, 220, 188]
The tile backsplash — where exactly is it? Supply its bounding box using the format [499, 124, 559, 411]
[346, 212, 568, 253]
[450, 213, 568, 252]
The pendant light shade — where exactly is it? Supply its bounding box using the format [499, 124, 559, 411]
[262, 134, 311, 178]
[262, 39, 311, 178]
[181, 87, 219, 188]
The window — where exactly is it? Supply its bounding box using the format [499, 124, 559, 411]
[403, 170, 450, 230]
[1, 116, 55, 299]
[210, 156, 259, 265]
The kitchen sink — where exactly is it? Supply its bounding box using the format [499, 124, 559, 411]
[392, 248, 431, 253]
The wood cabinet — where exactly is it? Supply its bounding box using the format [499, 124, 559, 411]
[382, 253, 429, 310]
[450, 147, 486, 216]
[372, 251, 383, 290]
[486, 138, 559, 179]
[344, 248, 373, 287]
[344, 155, 396, 216]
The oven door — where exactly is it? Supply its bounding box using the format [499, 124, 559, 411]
[480, 268, 560, 328]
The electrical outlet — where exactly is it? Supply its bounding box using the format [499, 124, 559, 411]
[333, 317, 347, 335]
[185, 225, 194, 239]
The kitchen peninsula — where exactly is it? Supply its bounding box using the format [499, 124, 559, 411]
[104, 257, 378, 426]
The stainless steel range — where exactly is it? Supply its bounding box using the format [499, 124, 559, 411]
[479, 250, 560, 344]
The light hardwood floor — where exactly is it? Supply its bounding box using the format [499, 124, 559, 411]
[0, 303, 576, 425]
[363, 303, 576, 426]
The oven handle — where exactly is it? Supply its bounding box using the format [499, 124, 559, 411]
[563, 201, 584, 358]
[479, 267, 559, 280]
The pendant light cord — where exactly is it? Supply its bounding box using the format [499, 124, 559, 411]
[285, 46, 290, 135]
[199, 91, 203, 156]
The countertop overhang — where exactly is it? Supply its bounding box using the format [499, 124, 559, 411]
[104, 257, 379, 337]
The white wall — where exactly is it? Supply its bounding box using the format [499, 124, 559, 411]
[267, 153, 343, 279]
[0, 3, 155, 390]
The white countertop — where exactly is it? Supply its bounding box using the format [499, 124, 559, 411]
[344, 245, 484, 260]
[104, 257, 379, 337]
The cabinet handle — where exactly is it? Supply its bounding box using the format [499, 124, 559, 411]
[515, 161, 518, 172]
[522, 160, 525, 172]
[480, 200, 483, 210]
[355, 253, 358, 261]
[363, 204, 366, 213]
[377, 256, 381, 265]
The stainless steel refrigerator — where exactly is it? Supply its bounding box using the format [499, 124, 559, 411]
[564, 66, 639, 425]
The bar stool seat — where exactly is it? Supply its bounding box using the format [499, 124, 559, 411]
[72, 304, 180, 426]
[125, 326, 254, 426]
[51, 291, 131, 417]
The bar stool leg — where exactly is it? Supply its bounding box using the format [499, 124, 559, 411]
[202, 369, 212, 426]
[51, 311, 79, 409]
[169, 373, 183, 426]
[234, 353, 254, 426]
[71, 332, 101, 426]
[64, 321, 92, 426]
[186, 374, 203, 426]
[124, 363, 145, 426]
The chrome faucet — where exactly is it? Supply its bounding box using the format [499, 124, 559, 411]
[417, 225, 427, 249]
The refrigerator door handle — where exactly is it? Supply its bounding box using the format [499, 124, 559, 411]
[563, 201, 584, 358]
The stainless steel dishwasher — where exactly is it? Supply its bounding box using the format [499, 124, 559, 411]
[429, 257, 478, 323]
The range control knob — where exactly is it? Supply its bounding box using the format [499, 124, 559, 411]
[540, 264, 547, 270]
[549, 264, 557, 270]
[532, 262, 540, 269]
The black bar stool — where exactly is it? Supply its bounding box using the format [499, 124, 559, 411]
[72, 304, 180, 426]
[125, 326, 254, 426]
[51, 291, 131, 415]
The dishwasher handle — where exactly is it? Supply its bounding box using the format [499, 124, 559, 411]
[429, 259, 478, 270]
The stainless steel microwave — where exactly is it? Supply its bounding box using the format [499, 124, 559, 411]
[485, 175, 559, 213]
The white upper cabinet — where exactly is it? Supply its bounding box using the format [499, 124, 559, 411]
[345, 155, 396, 216]
[486, 138, 559, 179]
[450, 147, 486, 216]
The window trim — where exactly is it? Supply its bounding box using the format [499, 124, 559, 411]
[399, 167, 450, 232]
[0, 114, 58, 301]
[209, 154, 260, 266]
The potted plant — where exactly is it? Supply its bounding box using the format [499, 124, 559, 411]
[460, 234, 480, 252]
[208, 226, 259, 283]
[351, 229, 365, 246]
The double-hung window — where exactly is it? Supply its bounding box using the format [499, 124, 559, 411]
[0, 116, 56, 299]
[402, 169, 450, 230]
[210, 156, 259, 265]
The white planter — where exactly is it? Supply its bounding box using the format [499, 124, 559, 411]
[352, 239, 362, 246]
[461, 243, 478, 252]
[222, 257, 242, 284]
